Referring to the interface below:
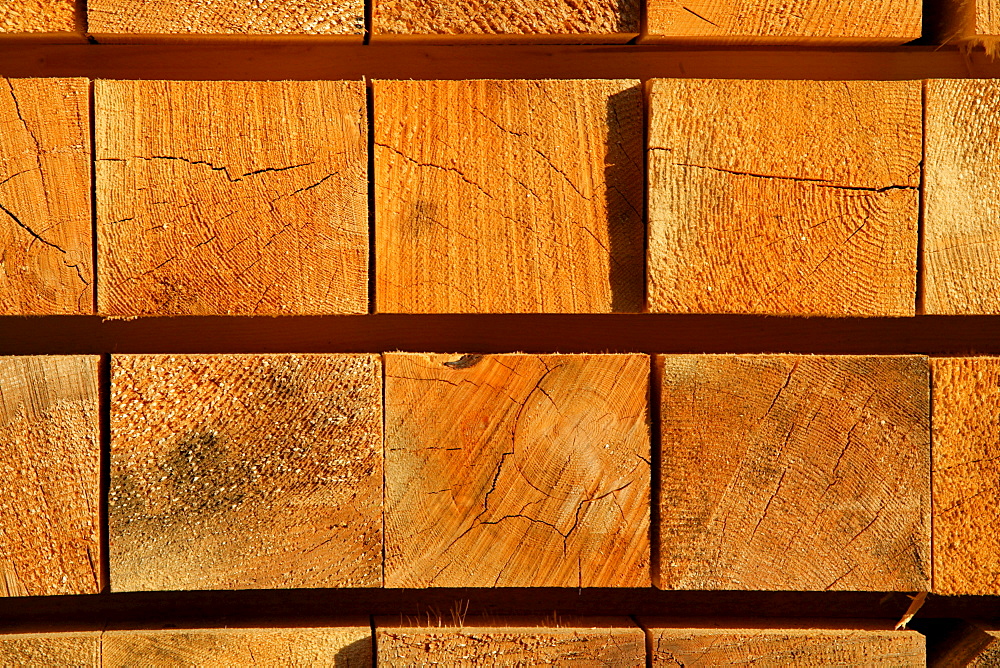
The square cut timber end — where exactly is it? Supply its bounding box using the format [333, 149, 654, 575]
[0, 78, 93, 315]
[95, 80, 368, 316]
[647, 79, 921, 317]
[655, 354, 931, 592]
[0, 1, 81, 38]
[375, 616, 645, 666]
[643, 0, 921, 45]
[102, 624, 372, 667]
[374, 79, 645, 313]
[383, 353, 651, 588]
[640, 618, 925, 667]
[931, 357, 1000, 595]
[87, 0, 364, 40]
[0, 356, 101, 597]
[371, 0, 639, 43]
[108, 354, 383, 592]
[0, 632, 100, 666]
[924, 80, 1000, 314]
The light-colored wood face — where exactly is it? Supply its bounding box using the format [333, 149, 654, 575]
[0, 632, 100, 666]
[645, 626, 925, 666]
[373, 0, 639, 39]
[0, 78, 92, 315]
[102, 627, 372, 667]
[656, 355, 931, 591]
[87, 0, 364, 35]
[924, 79, 1000, 315]
[109, 354, 383, 591]
[0, 356, 100, 597]
[95, 80, 369, 316]
[0, 1, 76, 33]
[931, 358, 1000, 595]
[377, 617, 645, 666]
[374, 79, 644, 313]
[384, 353, 651, 587]
[978, 0, 1000, 34]
[645, 0, 921, 43]
[647, 79, 921, 317]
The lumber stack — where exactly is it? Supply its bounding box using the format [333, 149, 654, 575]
[6, 1, 1000, 665]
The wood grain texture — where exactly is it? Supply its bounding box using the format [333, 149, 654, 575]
[102, 626, 371, 667]
[0, 632, 99, 666]
[0, 356, 100, 597]
[931, 357, 1000, 595]
[376, 616, 645, 666]
[96, 80, 368, 316]
[87, 0, 364, 36]
[372, 0, 639, 41]
[645, 0, 921, 43]
[109, 354, 383, 591]
[656, 355, 930, 591]
[0, 1, 76, 34]
[925, 79, 1000, 314]
[647, 79, 921, 317]
[384, 353, 650, 587]
[374, 79, 644, 313]
[642, 620, 925, 666]
[0, 78, 92, 315]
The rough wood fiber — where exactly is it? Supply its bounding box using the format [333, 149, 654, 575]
[87, 0, 364, 36]
[931, 358, 1000, 595]
[642, 620, 925, 666]
[373, 0, 639, 41]
[647, 79, 921, 317]
[0, 2, 75, 34]
[0, 78, 92, 315]
[96, 80, 368, 316]
[0, 632, 99, 666]
[645, 0, 921, 43]
[656, 355, 931, 591]
[109, 354, 383, 591]
[925, 79, 1000, 314]
[374, 79, 644, 313]
[384, 353, 650, 587]
[0, 356, 100, 597]
[376, 616, 645, 666]
[102, 626, 372, 667]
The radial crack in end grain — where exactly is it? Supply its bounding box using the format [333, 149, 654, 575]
[374, 79, 645, 313]
[87, 0, 364, 37]
[647, 79, 921, 317]
[109, 354, 383, 591]
[96, 80, 368, 316]
[102, 625, 372, 667]
[384, 353, 651, 587]
[0, 78, 93, 315]
[931, 358, 1000, 595]
[376, 616, 645, 666]
[655, 355, 931, 591]
[644, 0, 921, 44]
[925, 80, 1000, 315]
[641, 618, 925, 666]
[0, 1, 77, 34]
[372, 0, 639, 42]
[0, 632, 100, 667]
[0, 356, 101, 597]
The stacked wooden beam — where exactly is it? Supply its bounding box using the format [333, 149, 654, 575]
[4, 76, 1000, 316]
[0, 619, 927, 665]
